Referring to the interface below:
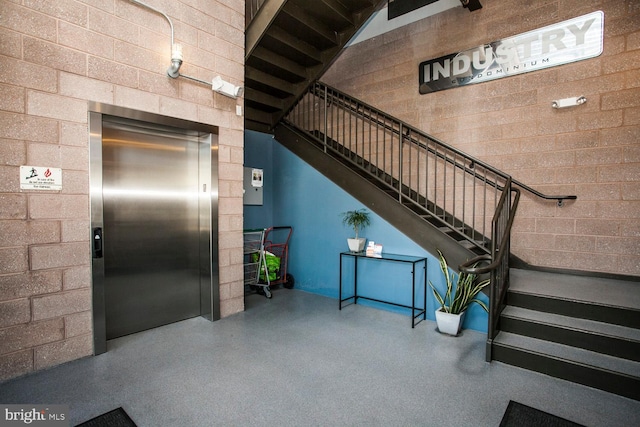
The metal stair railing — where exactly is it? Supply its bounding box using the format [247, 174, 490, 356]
[284, 81, 515, 252]
[459, 180, 520, 361]
[282, 81, 573, 362]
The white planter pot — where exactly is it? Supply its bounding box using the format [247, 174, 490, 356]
[347, 237, 366, 252]
[435, 307, 466, 336]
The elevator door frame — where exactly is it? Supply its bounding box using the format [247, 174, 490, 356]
[89, 103, 219, 355]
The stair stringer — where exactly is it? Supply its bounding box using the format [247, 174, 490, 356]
[274, 122, 478, 272]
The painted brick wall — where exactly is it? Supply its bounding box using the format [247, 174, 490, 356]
[322, 0, 640, 277]
[0, 0, 245, 381]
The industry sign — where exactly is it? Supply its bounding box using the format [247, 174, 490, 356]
[419, 11, 604, 94]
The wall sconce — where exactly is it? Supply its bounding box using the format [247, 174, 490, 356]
[130, 0, 243, 97]
[212, 76, 243, 99]
[552, 96, 587, 109]
[167, 43, 183, 78]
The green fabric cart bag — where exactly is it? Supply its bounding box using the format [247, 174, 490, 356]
[251, 251, 280, 282]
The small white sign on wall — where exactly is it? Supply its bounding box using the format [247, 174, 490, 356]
[251, 168, 263, 188]
[20, 166, 62, 190]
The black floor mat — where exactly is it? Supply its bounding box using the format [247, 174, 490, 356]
[75, 407, 136, 427]
[500, 401, 584, 427]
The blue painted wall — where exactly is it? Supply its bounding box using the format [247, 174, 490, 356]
[243, 131, 274, 229]
[244, 130, 488, 332]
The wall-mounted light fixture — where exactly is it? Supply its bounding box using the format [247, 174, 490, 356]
[128, 0, 243, 98]
[551, 96, 587, 109]
[167, 43, 183, 78]
[212, 76, 243, 99]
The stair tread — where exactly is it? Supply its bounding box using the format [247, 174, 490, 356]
[501, 306, 640, 342]
[510, 269, 640, 310]
[495, 331, 640, 378]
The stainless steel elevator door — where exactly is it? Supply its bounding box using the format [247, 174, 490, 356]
[102, 119, 201, 339]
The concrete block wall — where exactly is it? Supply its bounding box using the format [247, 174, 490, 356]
[322, 0, 640, 277]
[0, 0, 245, 381]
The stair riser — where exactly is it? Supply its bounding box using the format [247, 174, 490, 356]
[507, 291, 640, 329]
[493, 344, 640, 401]
[500, 316, 640, 362]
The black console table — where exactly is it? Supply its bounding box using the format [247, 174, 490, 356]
[339, 251, 427, 328]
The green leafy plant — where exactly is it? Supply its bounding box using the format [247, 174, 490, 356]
[340, 209, 371, 239]
[429, 250, 490, 314]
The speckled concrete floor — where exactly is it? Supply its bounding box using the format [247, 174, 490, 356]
[1, 289, 639, 426]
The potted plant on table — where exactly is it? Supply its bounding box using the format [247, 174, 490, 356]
[340, 208, 371, 253]
[429, 250, 490, 336]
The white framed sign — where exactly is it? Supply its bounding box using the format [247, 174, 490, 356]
[419, 11, 604, 93]
[20, 166, 62, 190]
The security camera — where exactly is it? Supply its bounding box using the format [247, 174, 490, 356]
[212, 76, 243, 99]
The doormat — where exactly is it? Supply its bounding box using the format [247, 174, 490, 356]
[500, 401, 584, 427]
[75, 407, 137, 427]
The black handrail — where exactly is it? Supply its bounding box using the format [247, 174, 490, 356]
[513, 181, 576, 206]
[313, 82, 577, 206]
[317, 86, 506, 191]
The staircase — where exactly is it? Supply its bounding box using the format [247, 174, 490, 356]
[245, 0, 383, 133]
[245, 3, 640, 401]
[272, 81, 640, 401]
[494, 268, 640, 401]
[275, 82, 516, 272]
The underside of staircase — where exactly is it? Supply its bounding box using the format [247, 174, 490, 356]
[273, 121, 482, 272]
[245, 0, 383, 133]
[245, 0, 640, 402]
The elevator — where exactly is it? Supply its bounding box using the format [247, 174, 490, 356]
[89, 104, 219, 354]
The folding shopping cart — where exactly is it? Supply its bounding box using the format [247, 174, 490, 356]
[242, 226, 294, 299]
[262, 226, 294, 291]
[243, 229, 272, 297]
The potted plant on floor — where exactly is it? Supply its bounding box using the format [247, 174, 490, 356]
[429, 250, 490, 336]
[340, 208, 371, 252]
